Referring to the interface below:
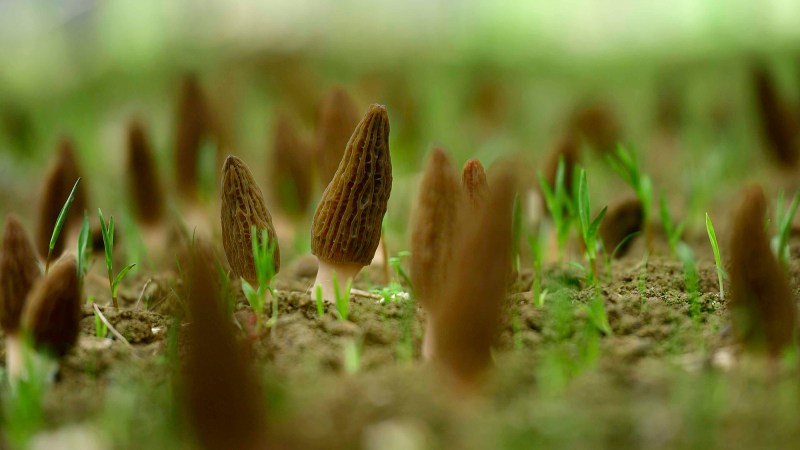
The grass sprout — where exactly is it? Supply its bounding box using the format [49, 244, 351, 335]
[659, 192, 687, 256]
[607, 145, 653, 249]
[332, 273, 353, 321]
[676, 242, 701, 318]
[45, 178, 81, 274]
[575, 168, 607, 285]
[241, 226, 278, 328]
[343, 338, 363, 374]
[92, 299, 109, 338]
[772, 190, 800, 269]
[76, 211, 91, 285]
[538, 157, 574, 260]
[315, 285, 325, 317]
[512, 193, 523, 274]
[705, 213, 725, 300]
[527, 227, 546, 306]
[98, 208, 136, 308]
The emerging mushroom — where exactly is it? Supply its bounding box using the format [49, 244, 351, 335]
[311, 104, 391, 303]
[0, 215, 42, 380]
[221, 155, 280, 284]
[751, 65, 800, 167]
[599, 197, 643, 259]
[21, 256, 81, 378]
[272, 113, 314, 217]
[409, 147, 464, 359]
[462, 159, 488, 208]
[35, 137, 87, 260]
[127, 119, 166, 227]
[315, 87, 360, 187]
[728, 185, 796, 359]
[569, 103, 622, 155]
[174, 74, 214, 202]
[431, 164, 516, 389]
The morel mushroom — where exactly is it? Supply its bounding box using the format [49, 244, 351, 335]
[127, 119, 166, 226]
[431, 164, 516, 388]
[410, 148, 464, 359]
[599, 198, 643, 259]
[35, 137, 87, 260]
[316, 87, 360, 187]
[22, 257, 81, 363]
[569, 103, 622, 155]
[311, 104, 391, 303]
[272, 113, 314, 217]
[728, 185, 796, 358]
[751, 65, 800, 167]
[174, 74, 213, 202]
[221, 155, 280, 284]
[0, 215, 42, 379]
[462, 159, 488, 208]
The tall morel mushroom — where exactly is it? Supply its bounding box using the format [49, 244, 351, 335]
[431, 165, 516, 388]
[272, 113, 314, 217]
[315, 87, 360, 187]
[127, 119, 166, 226]
[221, 155, 280, 284]
[410, 147, 464, 359]
[311, 104, 391, 303]
[21, 257, 81, 371]
[174, 74, 213, 202]
[728, 185, 797, 358]
[35, 137, 87, 260]
[751, 65, 800, 167]
[0, 215, 42, 379]
[462, 159, 488, 208]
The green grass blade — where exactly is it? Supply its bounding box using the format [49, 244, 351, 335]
[48, 178, 81, 255]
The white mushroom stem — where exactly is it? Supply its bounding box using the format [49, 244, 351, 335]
[312, 259, 363, 304]
[5, 333, 24, 382]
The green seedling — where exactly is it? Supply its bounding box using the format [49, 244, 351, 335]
[389, 250, 413, 293]
[93, 301, 109, 338]
[527, 226, 546, 306]
[3, 338, 49, 447]
[240, 226, 278, 328]
[45, 178, 81, 274]
[343, 338, 363, 374]
[705, 213, 725, 301]
[76, 211, 91, 286]
[607, 145, 654, 250]
[677, 242, 701, 319]
[332, 273, 353, 321]
[538, 157, 574, 260]
[583, 294, 613, 336]
[659, 192, 687, 256]
[772, 190, 800, 269]
[315, 285, 325, 317]
[98, 208, 136, 308]
[575, 168, 608, 285]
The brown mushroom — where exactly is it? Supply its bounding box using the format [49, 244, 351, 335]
[311, 104, 391, 303]
[221, 155, 280, 284]
[751, 65, 800, 167]
[315, 87, 360, 187]
[728, 185, 796, 359]
[599, 198, 643, 259]
[569, 103, 622, 155]
[272, 113, 314, 217]
[462, 159, 488, 208]
[409, 147, 464, 359]
[0, 214, 42, 379]
[174, 74, 214, 202]
[127, 120, 166, 226]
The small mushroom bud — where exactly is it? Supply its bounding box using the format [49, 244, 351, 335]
[462, 159, 488, 208]
[221, 155, 280, 284]
[599, 198, 643, 259]
[751, 65, 800, 167]
[311, 104, 391, 303]
[174, 74, 212, 202]
[569, 103, 622, 155]
[35, 137, 88, 260]
[0, 214, 42, 379]
[181, 242, 270, 450]
[315, 87, 360, 187]
[431, 164, 516, 389]
[272, 113, 314, 216]
[22, 257, 81, 360]
[127, 120, 166, 226]
[728, 185, 796, 358]
[409, 148, 464, 359]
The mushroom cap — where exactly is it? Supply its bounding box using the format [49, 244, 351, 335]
[174, 74, 213, 201]
[22, 257, 81, 358]
[410, 147, 464, 308]
[0, 214, 41, 333]
[316, 87, 360, 187]
[221, 155, 281, 283]
[127, 120, 166, 226]
[311, 104, 392, 266]
[272, 113, 314, 216]
[462, 159, 488, 208]
[751, 65, 800, 167]
[729, 184, 796, 356]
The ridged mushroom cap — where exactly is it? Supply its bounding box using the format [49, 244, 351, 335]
[22, 257, 81, 358]
[127, 120, 166, 225]
[311, 104, 392, 266]
[410, 147, 463, 307]
[0, 214, 41, 333]
[221, 155, 280, 283]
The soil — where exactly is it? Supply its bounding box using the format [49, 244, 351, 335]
[3, 235, 798, 449]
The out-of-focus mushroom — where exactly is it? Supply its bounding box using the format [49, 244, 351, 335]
[315, 87, 360, 188]
[728, 185, 796, 359]
[221, 155, 280, 284]
[569, 103, 622, 155]
[409, 147, 464, 359]
[751, 65, 800, 167]
[311, 104, 392, 303]
[271, 113, 314, 217]
[599, 198, 643, 259]
[0, 215, 42, 380]
[127, 120, 166, 227]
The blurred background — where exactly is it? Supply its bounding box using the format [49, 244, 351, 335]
[2, 0, 800, 256]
